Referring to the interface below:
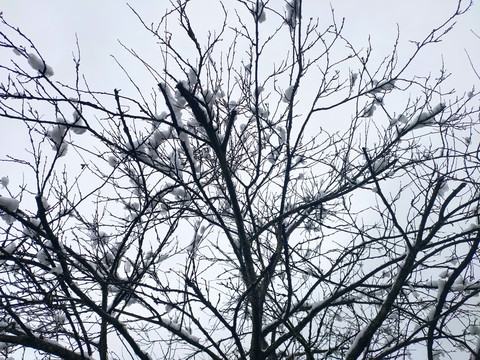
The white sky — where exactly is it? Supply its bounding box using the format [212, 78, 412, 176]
[1, 0, 478, 90]
[0, 0, 477, 145]
[1, 0, 478, 194]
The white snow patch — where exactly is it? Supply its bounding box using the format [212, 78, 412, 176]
[467, 222, 480, 231]
[309, 300, 324, 312]
[469, 325, 480, 335]
[50, 263, 63, 275]
[438, 182, 449, 197]
[282, 86, 294, 103]
[54, 312, 66, 324]
[438, 270, 449, 279]
[180, 327, 199, 342]
[150, 128, 173, 148]
[286, 0, 300, 27]
[154, 111, 168, 121]
[187, 69, 197, 85]
[27, 53, 54, 77]
[47, 124, 68, 155]
[362, 103, 376, 117]
[108, 156, 118, 167]
[1, 177, 9, 188]
[409, 103, 446, 129]
[255, 1, 266, 23]
[451, 283, 465, 291]
[3, 241, 17, 254]
[36, 250, 49, 265]
[0, 196, 20, 212]
[71, 110, 86, 134]
[390, 113, 408, 126]
[437, 279, 446, 301]
[345, 326, 368, 359]
[372, 157, 388, 172]
[371, 79, 396, 93]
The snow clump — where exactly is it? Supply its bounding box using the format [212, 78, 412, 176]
[71, 109, 86, 134]
[283, 86, 295, 103]
[438, 182, 449, 197]
[27, 53, 54, 77]
[108, 156, 118, 167]
[47, 120, 69, 157]
[2, 241, 17, 255]
[0, 196, 20, 212]
[50, 263, 63, 275]
[23, 218, 42, 237]
[362, 102, 376, 117]
[467, 86, 475, 99]
[149, 127, 173, 148]
[187, 68, 197, 85]
[154, 111, 168, 121]
[36, 250, 49, 266]
[255, 1, 266, 23]
[409, 103, 446, 129]
[371, 79, 396, 93]
[390, 114, 408, 126]
[372, 157, 388, 173]
[286, 0, 300, 28]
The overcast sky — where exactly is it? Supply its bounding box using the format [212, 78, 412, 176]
[1, 0, 478, 91]
[1, 0, 479, 184]
[1, 0, 479, 203]
[0, 0, 477, 168]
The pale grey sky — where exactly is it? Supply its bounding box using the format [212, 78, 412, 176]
[1, 0, 478, 210]
[1, 0, 478, 91]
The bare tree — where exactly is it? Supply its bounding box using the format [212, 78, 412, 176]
[1, 1, 479, 359]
